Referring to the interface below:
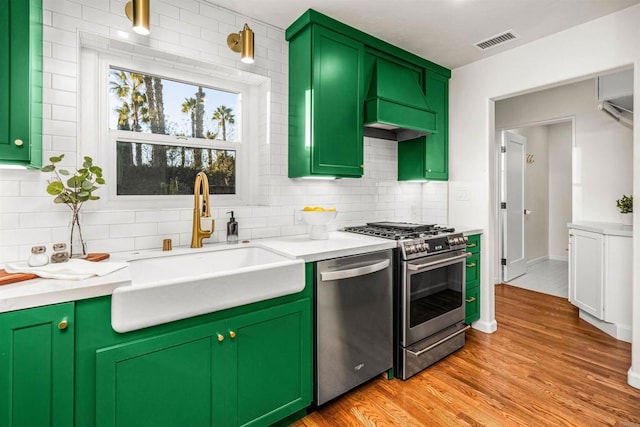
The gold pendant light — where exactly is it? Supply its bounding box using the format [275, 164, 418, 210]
[125, 0, 150, 35]
[227, 23, 255, 64]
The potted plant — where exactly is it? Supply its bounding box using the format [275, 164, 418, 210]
[41, 155, 105, 258]
[616, 194, 633, 226]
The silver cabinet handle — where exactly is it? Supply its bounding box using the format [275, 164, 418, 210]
[407, 252, 471, 271]
[320, 259, 390, 281]
[407, 326, 470, 357]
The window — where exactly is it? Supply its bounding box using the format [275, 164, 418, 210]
[108, 67, 240, 196]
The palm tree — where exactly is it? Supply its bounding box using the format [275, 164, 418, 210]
[115, 103, 131, 131]
[181, 97, 197, 138]
[110, 70, 150, 166]
[212, 105, 235, 141]
[195, 87, 205, 138]
[110, 70, 149, 132]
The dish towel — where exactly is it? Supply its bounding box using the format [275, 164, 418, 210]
[5, 259, 128, 281]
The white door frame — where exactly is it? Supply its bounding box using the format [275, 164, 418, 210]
[494, 116, 575, 285]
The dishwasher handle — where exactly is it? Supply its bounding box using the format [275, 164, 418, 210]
[320, 259, 390, 282]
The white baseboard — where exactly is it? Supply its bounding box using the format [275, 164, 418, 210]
[628, 368, 640, 390]
[579, 310, 631, 343]
[527, 256, 548, 267]
[549, 255, 568, 262]
[471, 318, 497, 334]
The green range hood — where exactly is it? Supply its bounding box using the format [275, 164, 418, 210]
[364, 57, 438, 141]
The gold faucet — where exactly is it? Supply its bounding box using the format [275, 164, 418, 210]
[191, 172, 214, 248]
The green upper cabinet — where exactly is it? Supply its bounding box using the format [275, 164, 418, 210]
[0, 303, 74, 427]
[288, 24, 365, 178]
[398, 71, 449, 181]
[287, 9, 450, 181]
[0, 0, 43, 168]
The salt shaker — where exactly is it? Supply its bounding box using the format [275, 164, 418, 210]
[28, 246, 49, 267]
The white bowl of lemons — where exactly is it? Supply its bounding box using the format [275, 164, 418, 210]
[300, 206, 338, 239]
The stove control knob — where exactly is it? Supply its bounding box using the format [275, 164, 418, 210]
[405, 245, 415, 254]
[463, 236, 469, 244]
[425, 243, 430, 251]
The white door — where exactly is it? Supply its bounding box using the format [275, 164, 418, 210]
[501, 131, 527, 282]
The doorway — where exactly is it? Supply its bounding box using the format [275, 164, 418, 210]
[498, 120, 573, 297]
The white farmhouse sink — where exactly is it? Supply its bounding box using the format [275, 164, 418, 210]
[111, 246, 305, 332]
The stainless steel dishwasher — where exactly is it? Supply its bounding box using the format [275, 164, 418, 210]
[315, 249, 393, 405]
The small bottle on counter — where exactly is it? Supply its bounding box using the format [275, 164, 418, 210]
[51, 243, 69, 263]
[28, 246, 49, 267]
[226, 211, 239, 244]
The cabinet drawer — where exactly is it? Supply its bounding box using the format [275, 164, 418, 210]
[465, 253, 480, 287]
[465, 286, 480, 325]
[465, 234, 480, 254]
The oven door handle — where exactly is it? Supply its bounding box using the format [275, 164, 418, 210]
[320, 259, 390, 282]
[406, 252, 471, 271]
[407, 325, 471, 357]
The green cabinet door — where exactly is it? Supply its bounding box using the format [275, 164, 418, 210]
[0, 0, 43, 167]
[289, 25, 364, 178]
[230, 299, 312, 427]
[423, 72, 448, 180]
[398, 71, 448, 181]
[0, 303, 74, 427]
[93, 298, 312, 427]
[464, 234, 481, 324]
[95, 321, 226, 427]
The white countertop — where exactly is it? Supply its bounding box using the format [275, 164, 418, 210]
[568, 221, 633, 237]
[258, 231, 397, 262]
[455, 226, 484, 236]
[0, 231, 395, 313]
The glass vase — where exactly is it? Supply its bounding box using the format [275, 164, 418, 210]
[69, 209, 87, 258]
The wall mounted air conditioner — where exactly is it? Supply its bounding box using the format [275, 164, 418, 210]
[596, 69, 633, 126]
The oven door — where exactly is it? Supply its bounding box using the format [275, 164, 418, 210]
[401, 250, 469, 347]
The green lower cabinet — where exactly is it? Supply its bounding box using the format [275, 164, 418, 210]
[96, 321, 226, 427]
[79, 294, 312, 427]
[464, 234, 481, 324]
[464, 286, 480, 325]
[232, 300, 311, 427]
[0, 303, 74, 427]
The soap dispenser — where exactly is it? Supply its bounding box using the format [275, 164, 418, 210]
[226, 211, 239, 244]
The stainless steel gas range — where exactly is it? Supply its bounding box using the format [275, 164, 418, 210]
[344, 222, 471, 380]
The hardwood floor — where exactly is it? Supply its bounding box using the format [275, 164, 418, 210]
[292, 284, 640, 426]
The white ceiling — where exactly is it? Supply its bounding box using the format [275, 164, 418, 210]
[207, 0, 640, 69]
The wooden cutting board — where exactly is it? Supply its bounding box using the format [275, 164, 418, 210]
[0, 253, 110, 286]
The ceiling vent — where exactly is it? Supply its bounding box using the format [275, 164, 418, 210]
[474, 30, 519, 51]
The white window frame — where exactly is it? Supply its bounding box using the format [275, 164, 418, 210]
[79, 47, 260, 210]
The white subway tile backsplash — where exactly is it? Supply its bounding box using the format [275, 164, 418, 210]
[110, 223, 158, 238]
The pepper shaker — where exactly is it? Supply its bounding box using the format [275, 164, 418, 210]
[51, 243, 70, 263]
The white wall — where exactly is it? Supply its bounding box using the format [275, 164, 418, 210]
[0, 0, 447, 264]
[449, 4, 640, 387]
[496, 79, 632, 224]
[548, 122, 572, 260]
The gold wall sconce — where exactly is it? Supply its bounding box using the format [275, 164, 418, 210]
[125, 0, 150, 35]
[227, 23, 255, 64]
